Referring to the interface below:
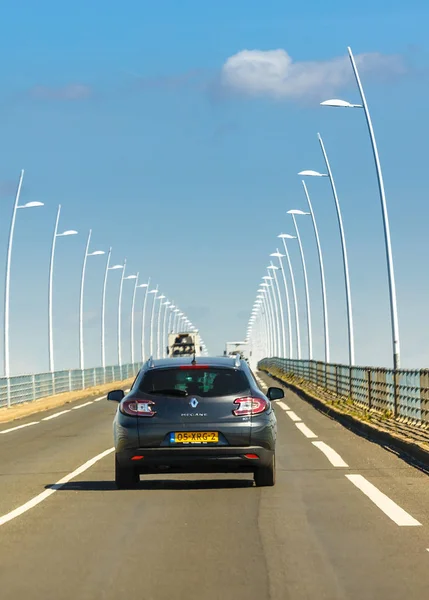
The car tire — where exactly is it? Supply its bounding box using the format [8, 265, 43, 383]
[115, 455, 139, 489]
[254, 454, 276, 487]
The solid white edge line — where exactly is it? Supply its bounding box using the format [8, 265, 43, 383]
[295, 422, 318, 439]
[0, 447, 115, 527]
[346, 474, 421, 527]
[0, 421, 40, 434]
[42, 409, 71, 421]
[285, 410, 301, 422]
[312, 441, 349, 467]
[72, 401, 94, 410]
[277, 401, 290, 411]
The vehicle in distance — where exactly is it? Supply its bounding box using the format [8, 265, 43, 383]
[107, 356, 284, 489]
[167, 331, 202, 357]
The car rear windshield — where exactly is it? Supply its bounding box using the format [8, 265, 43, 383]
[138, 367, 250, 398]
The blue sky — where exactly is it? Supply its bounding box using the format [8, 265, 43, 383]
[1, 0, 429, 375]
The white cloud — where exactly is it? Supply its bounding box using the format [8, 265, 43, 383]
[220, 49, 406, 100]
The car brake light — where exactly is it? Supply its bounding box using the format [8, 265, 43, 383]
[244, 454, 259, 459]
[233, 397, 269, 416]
[120, 398, 156, 417]
[179, 365, 209, 369]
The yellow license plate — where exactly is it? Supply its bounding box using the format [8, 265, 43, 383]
[172, 431, 218, 443]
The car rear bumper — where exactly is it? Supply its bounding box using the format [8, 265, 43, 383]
[116, 446, 274, 473]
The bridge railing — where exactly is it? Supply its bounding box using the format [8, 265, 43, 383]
[258, 358, 429, 428]
[0, 363, 141, 409]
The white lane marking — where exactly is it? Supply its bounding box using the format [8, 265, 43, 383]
[72, 401, 94, 410]
[295, 422, 318, 439]
[93, 396, 106, 402]
[277, 401, 290, 411]
[312, 441, 349, 467]
[286, 410, 301, 422]
[0, 421, 40, 434]
[42, 409, 71, 421]
[0, 447, 115, 527]
[346, 474, 421, 527]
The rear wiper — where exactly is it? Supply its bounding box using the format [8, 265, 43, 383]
[147, 389, 188, 397]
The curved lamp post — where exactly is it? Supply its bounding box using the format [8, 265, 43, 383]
[101, 252, 124, 369]
[299, 132, 354, 365]
[79, 230, 105, 371]
[320, 45, 400, 371]
[156, 294, 166, 359]
[162, 300, 171, 358]
[118, 265, 137, 366]
[287, 211, 313, 360]
[4, 170, 44, 387]
[139, 278, 151, 362]
[278, 233, 301, 359]
[48, 204, 78, 373]
[295, 180, 331, 365]
[270, 251, 293, 359]
[268, 264, 286, 358]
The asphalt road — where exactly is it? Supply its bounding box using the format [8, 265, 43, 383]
[0, 371, 428, 600]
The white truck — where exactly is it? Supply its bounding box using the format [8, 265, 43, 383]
[167, 331, 202, 358]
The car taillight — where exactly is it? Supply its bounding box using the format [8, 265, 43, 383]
[120, 398, 156, 417]
[233, 397, 269, 416]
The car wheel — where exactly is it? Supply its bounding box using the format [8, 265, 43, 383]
[115, 455, 139, 489]
[254, 454, 276, 487]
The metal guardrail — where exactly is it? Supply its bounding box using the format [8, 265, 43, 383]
[259, 358, 429, 428]
[0, 363, 141, 409]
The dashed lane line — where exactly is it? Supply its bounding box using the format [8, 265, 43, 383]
[285, 410, 301, 422]
[295, 422, 318, 439]
[42, 410, 72, 421]
[312, 441, 349, 467]
[0, 421, 40, 434]
[277, 401, 290, 411]
[345, 474, 421, 527]
[0, 447, 115, 527]
[72, 401, 94, 410]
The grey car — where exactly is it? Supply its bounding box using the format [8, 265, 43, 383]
[107, 355, 284, 488]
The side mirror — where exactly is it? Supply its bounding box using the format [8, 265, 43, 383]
[267, 387, 284, 401]
[107, 389, 125, 402]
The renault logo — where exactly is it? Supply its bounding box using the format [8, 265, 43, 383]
[189, 398, 199, 408]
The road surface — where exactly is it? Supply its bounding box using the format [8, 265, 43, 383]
[0, 371, 428, 599]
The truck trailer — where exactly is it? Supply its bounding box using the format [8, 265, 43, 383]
[167, 331, 202, 358]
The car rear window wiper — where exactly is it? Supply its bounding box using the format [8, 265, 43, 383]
[144, 388, 188, 397]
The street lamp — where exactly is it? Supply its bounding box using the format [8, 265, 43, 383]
[4, 170, 44, 385]
[156, 294, 166, 359]
[278, 234, 301, 359]
[320, 46, 399, 370]
[260, 284, 275, 357]
[262, 275, 279, 357]
[263, 274, 280, 357]
[270, 251, 293, 359]
[167, 304, 175, 337]
[287, 211, 313, 360]
[101, 251, 124, 369]
[79, 230, 105, 371]
[267, 264, 286, 358]
[162, 300, 171, 359]
[256, 285, 272, 354]
[130, 275, 148, 365]
[299, 132, 353, 365]
[147, 287, 159, 358]
[294, 180, 331, 364]
[117, 262, 137, 366]
[48, 204, 78, 373]
[139, 278, 151, 362]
